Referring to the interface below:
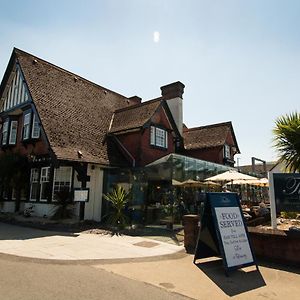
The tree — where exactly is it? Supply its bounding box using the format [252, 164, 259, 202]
[273, 112, 300, 172]
[0, 152, 30, 211]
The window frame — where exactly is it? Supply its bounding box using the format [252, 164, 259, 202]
[31, 113, 40, 139]
[1, 119, 9, 146]
[22, 111, 32, 141]
[39, 167, 51, 202]
[224, 144, 231, 159]
[150, 125, 168, 149]
[52, 166, 73, 202]
[29, 168, 40, 201]
[8, 120, 18, 145]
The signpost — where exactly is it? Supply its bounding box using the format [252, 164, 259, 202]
[194, 192, 258, 275]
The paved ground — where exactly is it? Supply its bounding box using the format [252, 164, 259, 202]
[0, 254, 191, 300]
[1, 222, 300, 300]
[98, 255, 300, 300]
[0, 222, 183, 260]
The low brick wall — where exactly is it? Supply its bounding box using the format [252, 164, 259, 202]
[248, 227, 300, 266]
[183, 217, 300, 266]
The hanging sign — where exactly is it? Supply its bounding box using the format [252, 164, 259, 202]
[194, 192, 257, 274]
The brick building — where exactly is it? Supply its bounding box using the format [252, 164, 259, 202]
[0, 48, 240, 223]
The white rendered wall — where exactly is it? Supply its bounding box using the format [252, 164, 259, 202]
[166, 97, 183, 135]
[84, 165, 104, 222]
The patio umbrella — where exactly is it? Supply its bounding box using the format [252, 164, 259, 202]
[180, 179, 203, 187]
[172, 179, 183, 186]
[205, 170, 258, 182]
[226, 178, 269, 187]
[201, 181, 221, 187]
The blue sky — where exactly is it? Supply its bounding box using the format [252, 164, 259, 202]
[1, 0, 299, 166]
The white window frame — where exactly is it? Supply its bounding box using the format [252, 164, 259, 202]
[150, 126, 168, 149]
[1, 120, 9, 145]
[30, 168, 40, 201]
[52, 167, 72, 202]
[224, 144, 231, 159]
[23, 112, 31, 140]
[31, 113, 40, 139]
[40, 167, 50, 202]
[9, 120, 18, 145]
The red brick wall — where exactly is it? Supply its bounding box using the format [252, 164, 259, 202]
[185, 146, 223, 164]
[184, 131, 237, 165]
[115, 106, 175, 166]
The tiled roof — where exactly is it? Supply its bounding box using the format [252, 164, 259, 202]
[15, 48, 131, 165]
[109, 98, 162, 133]
[183, 122, 238, 150]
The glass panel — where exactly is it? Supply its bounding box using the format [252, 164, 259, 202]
[23, 112, 31, 140]
[53, 167, 72, 201]
[2, 121, 9, 145]
[31, 114, 40, 138]
[155, 127, 165, 148]
[9, 121, 18, 144]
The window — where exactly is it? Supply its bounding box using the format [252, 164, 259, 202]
[150, 126, 168, 149]
[53, 167, 72, 201]
[1, 120, 9, 145]
[31, 114, 40, 139]
[23, 112, 31, 140]
[224, 144, 231, 159]
[30, 168, 39, 201]
[9, 121, 18, 145]
[40, 167, 50, 201]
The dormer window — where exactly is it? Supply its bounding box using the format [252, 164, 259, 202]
[150, 126, 168, 149]
[22, 110, 40, 141]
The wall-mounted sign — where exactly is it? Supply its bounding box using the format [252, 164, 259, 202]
[74, 189, 89, 202]
[273, 173, 300, 212]
[194, 192, 257, 275]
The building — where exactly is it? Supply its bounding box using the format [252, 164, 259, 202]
[0, 48, 240, 224]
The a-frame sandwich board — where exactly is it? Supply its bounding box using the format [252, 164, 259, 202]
[194, 192, 258, 276]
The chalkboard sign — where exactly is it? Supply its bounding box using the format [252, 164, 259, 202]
[194, 192, 257, 274]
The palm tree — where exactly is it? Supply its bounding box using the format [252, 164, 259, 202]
[273, 112, 300, 172]
[103, 185, 130, 231]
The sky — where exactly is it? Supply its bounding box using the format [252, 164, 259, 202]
[0, 0, 299, 166]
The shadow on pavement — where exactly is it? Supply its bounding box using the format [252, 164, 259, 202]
[122, 226, 183, 245]
[0, 222, 79, 240]
[195, 259, 266, 297]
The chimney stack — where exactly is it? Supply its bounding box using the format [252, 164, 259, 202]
[160, 81, 185, 135]
[128, 96, 142, 106]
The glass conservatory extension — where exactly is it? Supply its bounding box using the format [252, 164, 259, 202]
[102, 154, 234, 226]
